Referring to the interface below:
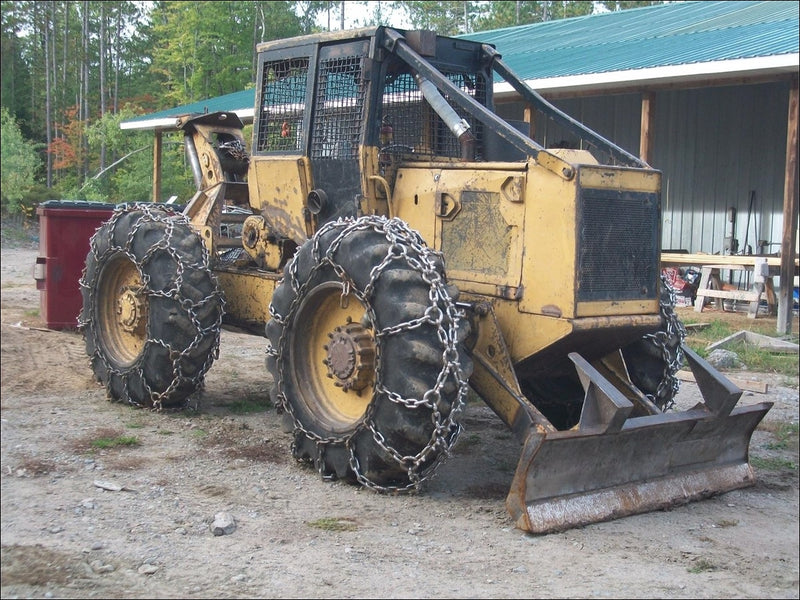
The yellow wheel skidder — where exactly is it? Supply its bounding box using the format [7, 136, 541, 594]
[81, 27, 771, 533]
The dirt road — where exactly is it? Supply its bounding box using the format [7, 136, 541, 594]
[2, 244, 798, 599]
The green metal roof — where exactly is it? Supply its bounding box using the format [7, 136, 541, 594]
[122, 1, 798, 130]
[462, 0, 798, 81]
[121, 88, 255, 128]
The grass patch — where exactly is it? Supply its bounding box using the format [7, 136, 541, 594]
[751, 456, 798, 472]
[681, 317, 798, 377]
[305, 517, 358, 532]
[687, 558, 717, 574]
[72, 428, 140, 453]
[14, 456, 57, 476]
[764, 422, 799, 450]
[228, 396, 271, 414]
[454, 433, 481, 453]
[714, 519, 738, 528]
[91, 434, 140, 449]
[497, 460, 517, 473]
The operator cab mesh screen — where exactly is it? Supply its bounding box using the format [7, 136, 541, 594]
[256, 57, 310, 153]
[310, 55, 366, 161]
[380, 69, 486, 160]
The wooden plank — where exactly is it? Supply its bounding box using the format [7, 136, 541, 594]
[662, 253, 798, 269]
[706, 330, 800, 354]
[683, 322, 711, 330]
[676, 369, 769, 394]
[696, 288, 761, 302]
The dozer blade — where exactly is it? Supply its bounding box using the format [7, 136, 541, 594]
[506, 346, 773, 534]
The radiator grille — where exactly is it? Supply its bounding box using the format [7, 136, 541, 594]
[577, 188, 659, 302]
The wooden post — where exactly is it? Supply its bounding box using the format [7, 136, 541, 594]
[152, 130, 163, 203]
[640, 91, 655, 164]
[778, 77, 798, 335]
[523, 103, 535, 140]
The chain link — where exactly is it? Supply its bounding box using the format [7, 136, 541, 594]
[640, 273, 687, 411]
[79, 203, 225, 411]
[269, 215, 469, 493]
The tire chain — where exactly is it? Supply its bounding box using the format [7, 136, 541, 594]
[79, 203, 225, 411]
[642, 273, 688, 411]
[268, 215, 471, 493]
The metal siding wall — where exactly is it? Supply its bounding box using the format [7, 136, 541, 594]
[654, 82, 790, 256]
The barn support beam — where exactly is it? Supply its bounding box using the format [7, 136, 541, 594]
[778, 77, 798, 335]
[152, 130, 163, 203]
[640, 91, 655, 165]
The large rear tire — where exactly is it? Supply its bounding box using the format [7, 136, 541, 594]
[79, 204, 225, 410]
[266, 216, 472, 492]
[621, 273, 686, 410]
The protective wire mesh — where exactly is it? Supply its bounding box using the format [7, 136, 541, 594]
[256, 57, 310, 153]
[310, 55, 366, 160]
[380, 70, 486, 159]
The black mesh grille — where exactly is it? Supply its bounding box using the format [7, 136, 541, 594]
[310, 55, 366, 160]
[381, 70, 486, 159]
[577, 188, 659, 302]
[256, 57, 309, 153]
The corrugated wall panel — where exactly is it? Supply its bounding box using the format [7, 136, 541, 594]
[654, 82, 790, 257]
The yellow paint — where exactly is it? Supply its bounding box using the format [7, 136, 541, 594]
[392, 163, 527, 290]
[214, 267, 280, 327]
[248, 156, 312, 244]
[575, 299, 659, 317]
[521, 160, 579, 317]
[391, 167, 440, 246]
[579, 166, 661, 193]
[297, 288, 373, 425]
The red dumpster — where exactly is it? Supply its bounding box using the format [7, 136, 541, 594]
[34, 201, 117, 330]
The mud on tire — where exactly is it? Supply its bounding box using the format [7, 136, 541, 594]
[79, 203, 225, 410]
[266, 216, 473, 492]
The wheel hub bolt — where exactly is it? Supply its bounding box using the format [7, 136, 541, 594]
[324, 323, 376, 393]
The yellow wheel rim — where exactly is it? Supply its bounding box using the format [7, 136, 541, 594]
[97, 255, 148, 366]
[290, 282, 376, 433]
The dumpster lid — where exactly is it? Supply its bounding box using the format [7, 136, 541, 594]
[38, 200, 119, 210]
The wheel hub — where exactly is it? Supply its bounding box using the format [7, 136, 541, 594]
[117, 287, 145, 334]
[324, 322, 375, 393]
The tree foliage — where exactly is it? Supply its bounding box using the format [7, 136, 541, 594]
[1, 106, 42, 214]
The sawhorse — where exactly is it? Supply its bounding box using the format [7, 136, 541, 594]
[693, 262, 776, 318]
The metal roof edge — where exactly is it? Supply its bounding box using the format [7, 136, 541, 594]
[120, 108, 255, 131]
[494, 53, 800, 97]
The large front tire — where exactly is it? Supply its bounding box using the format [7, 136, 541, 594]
[266, 216, 472, 492]
[79, 204, 225, 410]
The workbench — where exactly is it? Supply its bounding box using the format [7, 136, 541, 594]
[660, 253, 796, 319]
